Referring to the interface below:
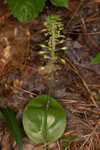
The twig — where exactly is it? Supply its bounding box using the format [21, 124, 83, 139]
[64, 56, 98, 108]
[65, 31, 100, 35]
[10, 86, 37, 96]
[80, 16, 100, 51]
[77, 106, 100, 115]
[59, 99, 79, 103]
[88, 84, 100, 88]
[88, 137, 93, 150]
[79, 120, 100, 150]
[34, 142, 51, 150]
[64, 130, 75, 136]
[56, 140, 61, 150]
[66, 1, 84, 29]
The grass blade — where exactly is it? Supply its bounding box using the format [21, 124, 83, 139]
[1, 107, 23, 150]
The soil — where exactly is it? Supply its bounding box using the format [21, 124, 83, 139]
[0, 0, 100, 150]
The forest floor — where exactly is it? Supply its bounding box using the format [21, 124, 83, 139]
[0, 0, 100, 150]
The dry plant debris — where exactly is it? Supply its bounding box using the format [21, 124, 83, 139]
[0, 22, 30, 75]
[0, 0, 100, 150]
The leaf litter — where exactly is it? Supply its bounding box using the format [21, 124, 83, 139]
[0, 0, 100, 150]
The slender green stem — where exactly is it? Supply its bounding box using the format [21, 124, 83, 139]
[43, 21, 56, 150]
[42, 15, 64, 150]
[48, 23, 56, 98]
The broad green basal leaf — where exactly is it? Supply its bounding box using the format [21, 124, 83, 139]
[7, 0, 46, 23]
[50, 0, 69, 8]
[90, 53, 100, 64]
[23, 95, 66, 143]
